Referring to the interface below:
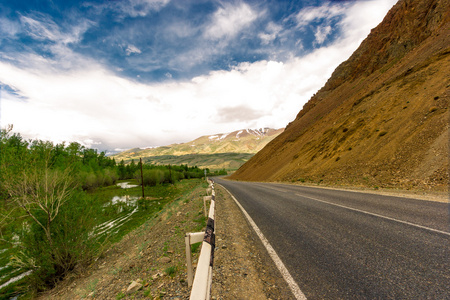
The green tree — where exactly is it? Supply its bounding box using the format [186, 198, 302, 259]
[2, 165, 75, 251]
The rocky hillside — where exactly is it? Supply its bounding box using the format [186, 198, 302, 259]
[231, 0, 449, 191]
[113, 128, 283, 170]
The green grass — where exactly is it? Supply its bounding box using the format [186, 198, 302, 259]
[87, 279, 99, 292]
[137, 153, 254, 170]
[164, 266, 177, 277]
[191, 242, 201, 253]
[89, 179, 203, 246]
[193, 215, 207, 232]
[109, 266, 122, 275]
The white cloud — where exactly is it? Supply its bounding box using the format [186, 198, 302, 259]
[294, 3, 347, 28]
[125, 45, 142, 55]
[0, 0, 397, 150]
[0, 49, 345, 148]
[0, 17, 21, 38]
[339, 0, 397, 42]
[259, 22, 283, 45]
[4, 13, 94, 73]
[19, 13, 91, 45]
[20, 14, 61, 42]
[204, 2, 258, 40]
[111, 0, 170, 18]
[314, 25, 332, 45]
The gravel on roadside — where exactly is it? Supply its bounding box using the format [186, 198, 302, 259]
[211, 184, 295, 300]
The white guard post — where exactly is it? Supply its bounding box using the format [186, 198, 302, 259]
[187, 180, 216, 300]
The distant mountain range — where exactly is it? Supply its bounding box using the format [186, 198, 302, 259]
[113, 128, 284, 170]
[231, 0, 449, 192]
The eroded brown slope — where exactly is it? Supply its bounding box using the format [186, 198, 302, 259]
[231, 0, 449, 191]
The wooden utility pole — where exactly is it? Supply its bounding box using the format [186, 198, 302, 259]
[140, 157, 145, 198]
[169, 164, 172, 184]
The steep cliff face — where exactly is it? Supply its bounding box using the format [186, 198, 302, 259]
[230, 0, 449, 191]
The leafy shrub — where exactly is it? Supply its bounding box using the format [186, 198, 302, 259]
[137, 169, 165, 186]
[10, 190, 101, 292]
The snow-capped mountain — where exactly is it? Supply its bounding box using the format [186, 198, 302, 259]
[113, 128, 284, 161]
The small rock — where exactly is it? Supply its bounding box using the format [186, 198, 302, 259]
[160, 257, 171, 263]
[126, 281, 143, 294]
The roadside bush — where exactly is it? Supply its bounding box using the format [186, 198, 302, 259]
[4, 168, 102, 294]
[16, 190, 101, 291]
[79, 168, 119, 190]
[104, 168, 119, 185]
[173, 170, 185, 181]
[137, 169, 166, 186]
[83, 172, 98, 190]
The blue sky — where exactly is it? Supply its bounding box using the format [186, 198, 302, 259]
[0, 0, 396, 151]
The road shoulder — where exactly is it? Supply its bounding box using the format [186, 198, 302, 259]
[211, 184, 295, 299]
[282, 181, 449, 203]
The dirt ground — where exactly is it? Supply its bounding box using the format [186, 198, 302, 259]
[37, 181, 294, 300]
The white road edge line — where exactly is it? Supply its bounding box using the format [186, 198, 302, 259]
[296, 193, 450, 237]
[219, 184, 307, 300]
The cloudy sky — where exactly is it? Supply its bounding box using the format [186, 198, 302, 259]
[0, 0, 396, 152]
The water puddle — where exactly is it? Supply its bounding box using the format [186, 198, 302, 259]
[94, 193, 141, 237]
[109, 195, 139, 206]
[0, 270, 32, 292]
[117, 182, 139, 189]
[0, 265, 9, 272]
[93, 206, 139, 237]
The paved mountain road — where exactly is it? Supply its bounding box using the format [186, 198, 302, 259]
[214, 178, 449, 299]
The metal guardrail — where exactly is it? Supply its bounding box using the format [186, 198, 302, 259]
[185, 179, 216, 300]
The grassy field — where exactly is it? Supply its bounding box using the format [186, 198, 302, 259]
[139, 153, 254, 170]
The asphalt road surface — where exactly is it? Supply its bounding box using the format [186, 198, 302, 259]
[214, 178, 449, 299]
